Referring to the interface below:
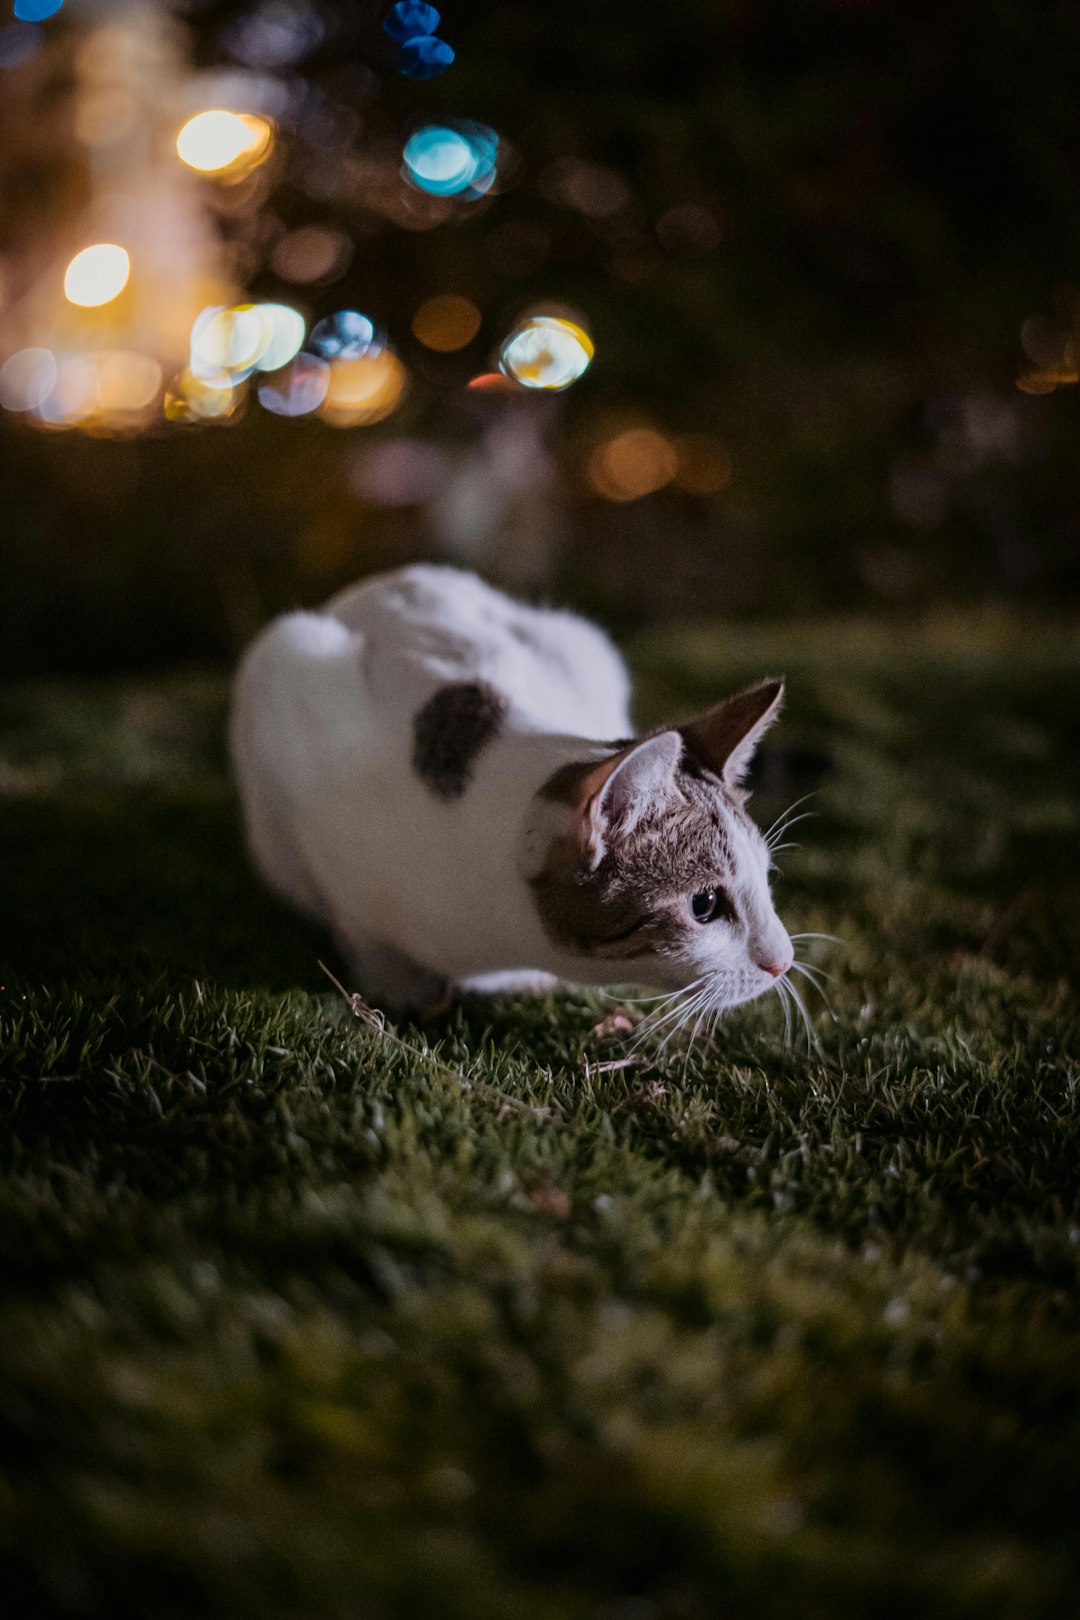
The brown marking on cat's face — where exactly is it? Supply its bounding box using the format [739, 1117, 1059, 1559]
[412, 680, 507, 800]
[527, 681, 793, 997]
[532, 767, 733, 956]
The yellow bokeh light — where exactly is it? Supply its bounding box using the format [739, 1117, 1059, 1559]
[411, 295, 482, 353]
[587, 427, 678, 502]
[164, 368, 244, 423]
[18, 349, 163, 431]
[256, 304, 306, 372]
[63, 243, 130, 308]
[94, 350, 162, 417]
[36, 354, 100, 427]
[500, 315, 594, 391]
[176, 110, 272, 177]
[189, 303, 304, 383]
[319, 349, 408, 427]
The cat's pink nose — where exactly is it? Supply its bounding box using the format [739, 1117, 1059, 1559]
[757, 955, 791, 978]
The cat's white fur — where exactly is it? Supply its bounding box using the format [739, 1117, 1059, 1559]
[231, 564, 792, 1007]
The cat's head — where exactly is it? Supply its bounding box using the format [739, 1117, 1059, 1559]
[524, 680, 792, 1001]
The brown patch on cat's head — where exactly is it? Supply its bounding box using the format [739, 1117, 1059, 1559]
[529, 752, 735, 960]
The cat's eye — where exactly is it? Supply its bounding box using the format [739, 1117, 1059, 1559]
[690, 888, 731, 924]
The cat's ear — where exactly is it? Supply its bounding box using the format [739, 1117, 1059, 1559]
[570, 731, 682, 868]
[527, 731, 681, 877]
[681, 678, 784, 793]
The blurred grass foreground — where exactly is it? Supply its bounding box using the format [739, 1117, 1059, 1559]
[3, 613, 1080, 1618]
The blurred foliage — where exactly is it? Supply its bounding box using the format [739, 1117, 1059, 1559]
[2, 0, 1080, 672]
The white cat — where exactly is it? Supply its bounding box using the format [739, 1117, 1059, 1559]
[230, 565, 793, 1012]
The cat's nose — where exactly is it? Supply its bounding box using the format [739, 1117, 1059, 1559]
[757, 956, 791, 978]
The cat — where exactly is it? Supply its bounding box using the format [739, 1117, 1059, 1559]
[230, 564, 793, 1014]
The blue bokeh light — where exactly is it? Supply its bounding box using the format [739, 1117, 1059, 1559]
[402, 121, 498, 199]
[399, 35, 454, 78]
[309, 311, 376, 360]
[382, 2, 441, 42]
[12, 0, 64, 21]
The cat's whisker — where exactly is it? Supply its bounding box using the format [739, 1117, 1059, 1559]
[785, 974, 822, 1057]
[636, 976, 709, 1020]
[766, 812, 817, 851]
[607, 982, 703, 1007]
[764, 799, 819, 853]
[763, 791, 818, 845]
[789, 959, 835, 1018]
[653, 984, 716, 1054]
[774, 977, 793, 1047]
[681, 1000, 713, 1077]
[789, 932, 844, 946]
[790, 957, 834, 987]
[626, 980, 698, 1026]
[694, 988, 732, 1063]
[630, 980, 711, 1051]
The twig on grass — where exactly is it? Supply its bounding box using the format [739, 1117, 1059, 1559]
[582, 1054, 649, 1081]
[316, 960, 571, 1130]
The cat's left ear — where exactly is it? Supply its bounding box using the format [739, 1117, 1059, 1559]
[572, 730, 682, 868]
[680, 678, 784, 794]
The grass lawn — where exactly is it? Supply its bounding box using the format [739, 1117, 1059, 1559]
[2, 612, 1079, 1620]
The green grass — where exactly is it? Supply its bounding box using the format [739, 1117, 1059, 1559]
[2, 614, 1079, 1620]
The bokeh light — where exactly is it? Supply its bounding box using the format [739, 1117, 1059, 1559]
[538, 158, 631, 219]
[309, 310, 376, 360]
[0, 348, 58, 412]
[13, 0, 63, 20]
[92, 350, 162, 418]
[164, 368, 244, 423]
[190, 306, 265, 380]
[257, 353, 330, 416]
[35, 354, 98, 427]
[466, 372, 515, 391]
[319, 348, 407, 427]
[270, 225, 352, 285]
[587, 427, 678, 501]
[399, 36, 454, 78]
[382, 2, 441, 41]
[499, 315, 594, 391]
[223, 1, 325, 69]
[176, 110, 272, 177]
[63, 243, 130, 307]
[402, 121, 497, 199]
[189, 303, 305, 383]
[257, 304, 307, 371]
[2, 349, 164, 430]
[411, 295, 481, 352]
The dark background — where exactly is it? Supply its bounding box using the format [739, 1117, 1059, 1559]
[2, 0, 1079, 675]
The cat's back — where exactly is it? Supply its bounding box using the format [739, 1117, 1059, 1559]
[325, 565, 631, 735]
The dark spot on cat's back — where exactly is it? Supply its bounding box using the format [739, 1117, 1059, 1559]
[412, 680, 507, 800]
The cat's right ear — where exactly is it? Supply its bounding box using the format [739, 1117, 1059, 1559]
[680, 678, 784, 794]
